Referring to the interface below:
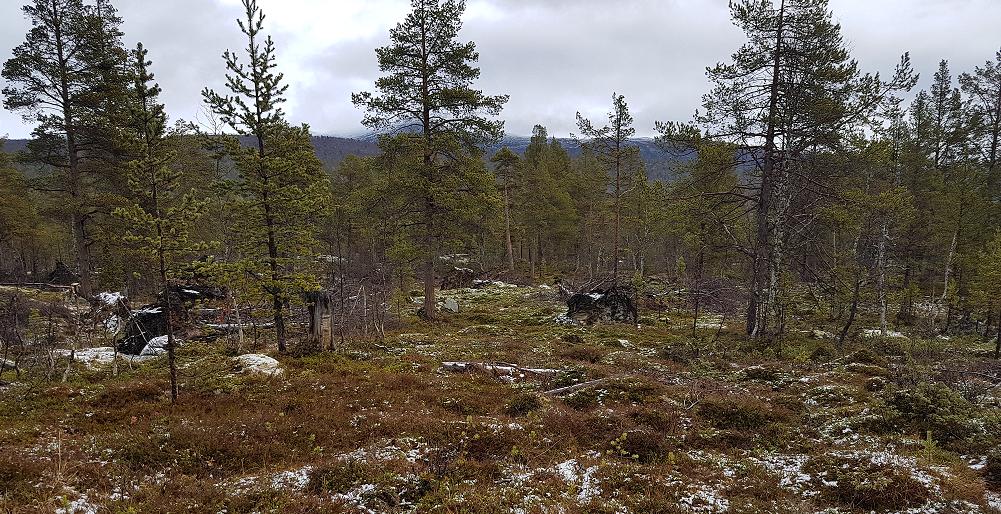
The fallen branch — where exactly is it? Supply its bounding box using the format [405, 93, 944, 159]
[441, 361, 558, 379]
[543, 378, 613, 396]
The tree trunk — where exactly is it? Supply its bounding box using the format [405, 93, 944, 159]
[877, 218, 890, 335]
[422, 195, 436, 319]
[53, 11, 92, 297]
[749, 0, 785, 338]
[504, 182, 514, 271]
[838, 277, 861, 348]
[255, 134, 286, 352]
[612, 149, 621, 288]
[995, 306, 1001, 360]
[232, 293, 244, 352]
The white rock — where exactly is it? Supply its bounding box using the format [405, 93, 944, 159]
[442, 298, 459, 313]
[811, 329, 836, 340]
[235, 354, 283, 376]
[861, 328, 908, 339]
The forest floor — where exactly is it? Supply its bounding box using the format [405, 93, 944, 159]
[1, 282, 1001, 513]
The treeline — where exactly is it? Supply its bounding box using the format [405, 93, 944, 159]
[1, 0, 1000, 353]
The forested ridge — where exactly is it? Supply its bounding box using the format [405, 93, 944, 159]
[2, 0, 1001, 512]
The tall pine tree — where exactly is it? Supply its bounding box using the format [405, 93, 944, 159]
[116, 44, 206, 402]
[203, 0, 329, 352]
[353, 0, 507, 319]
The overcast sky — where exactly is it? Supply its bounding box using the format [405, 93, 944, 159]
[1, 0, 999, 139]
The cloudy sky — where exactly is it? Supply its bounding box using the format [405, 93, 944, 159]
[1, 0, 999, 139]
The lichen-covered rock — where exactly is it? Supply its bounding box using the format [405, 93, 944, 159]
[234, 354, 282, 376]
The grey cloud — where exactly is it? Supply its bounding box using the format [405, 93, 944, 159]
[3, 0, 1000, 140]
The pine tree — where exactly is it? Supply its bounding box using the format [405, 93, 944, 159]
[576, 93, 637, 287]
[203, 0, 330, 352]
[515, 126, 576, 276]
[657, 0, 914, 338]
[115, 44, 206, 402]
[926, 61, 967, 168]
[960, 49, 1001, 194]
[2, 0, 130, 296]
[353, 0, 507, 319]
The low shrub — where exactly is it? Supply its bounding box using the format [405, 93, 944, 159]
[847, 348, 888, 367]
[883, 382, 979, 446]
[804, 454, 929, 510]
[559, 346, 604, 364]
[608, 430, 670, 463]
[504, 392, 541, 417]
[307, 459, 373, 494]
[984, 450, 1001, 485]
[697, 396, 791, 431]
[92, 380, 166, 409]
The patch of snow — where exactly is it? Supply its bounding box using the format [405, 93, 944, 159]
[134, 306, 162, 315]
[96, 291, 125, 306]
[752, 454, 814, 495]
[332, 483, 377, 511]
[554, 459, 601, 503]
[554, 313, 578, 326]
[986, 491, 1001, 511]
[139, 336, 174, 357]
[56, 494, 99, 514]
[103, 315, 123, 334]
[693, 316, 727, 330]
[678, 484, 730, 513]
[271, 465, 312, 491]
[54, 347, 118, 369]
[234, 354, 282, 376]
[963, 455, 987, 471]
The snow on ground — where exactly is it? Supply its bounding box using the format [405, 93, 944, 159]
[139, 336, 172, 357]
[554, 459, 601, 504]
[751, 454, 815, 496]
[987, 491, 1001, 511]
[234, 354, 283, 376]
[95, 291, 124, 306]
[678, 483, 731, 513]
[271, 465, 313, 490]
[55, 493, 99, 514]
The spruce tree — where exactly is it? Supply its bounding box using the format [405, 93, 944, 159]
[353, 0, 508, 319]
[203, 0, 330, 352]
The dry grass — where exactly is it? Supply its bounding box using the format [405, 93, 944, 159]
[1, 283, 999, 512]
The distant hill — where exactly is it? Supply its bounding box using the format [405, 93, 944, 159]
[2, 136, 380, 174]
[488, 135, 693, 183]
[358, 130, 695, 182]
[3, 134, 694, 182]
